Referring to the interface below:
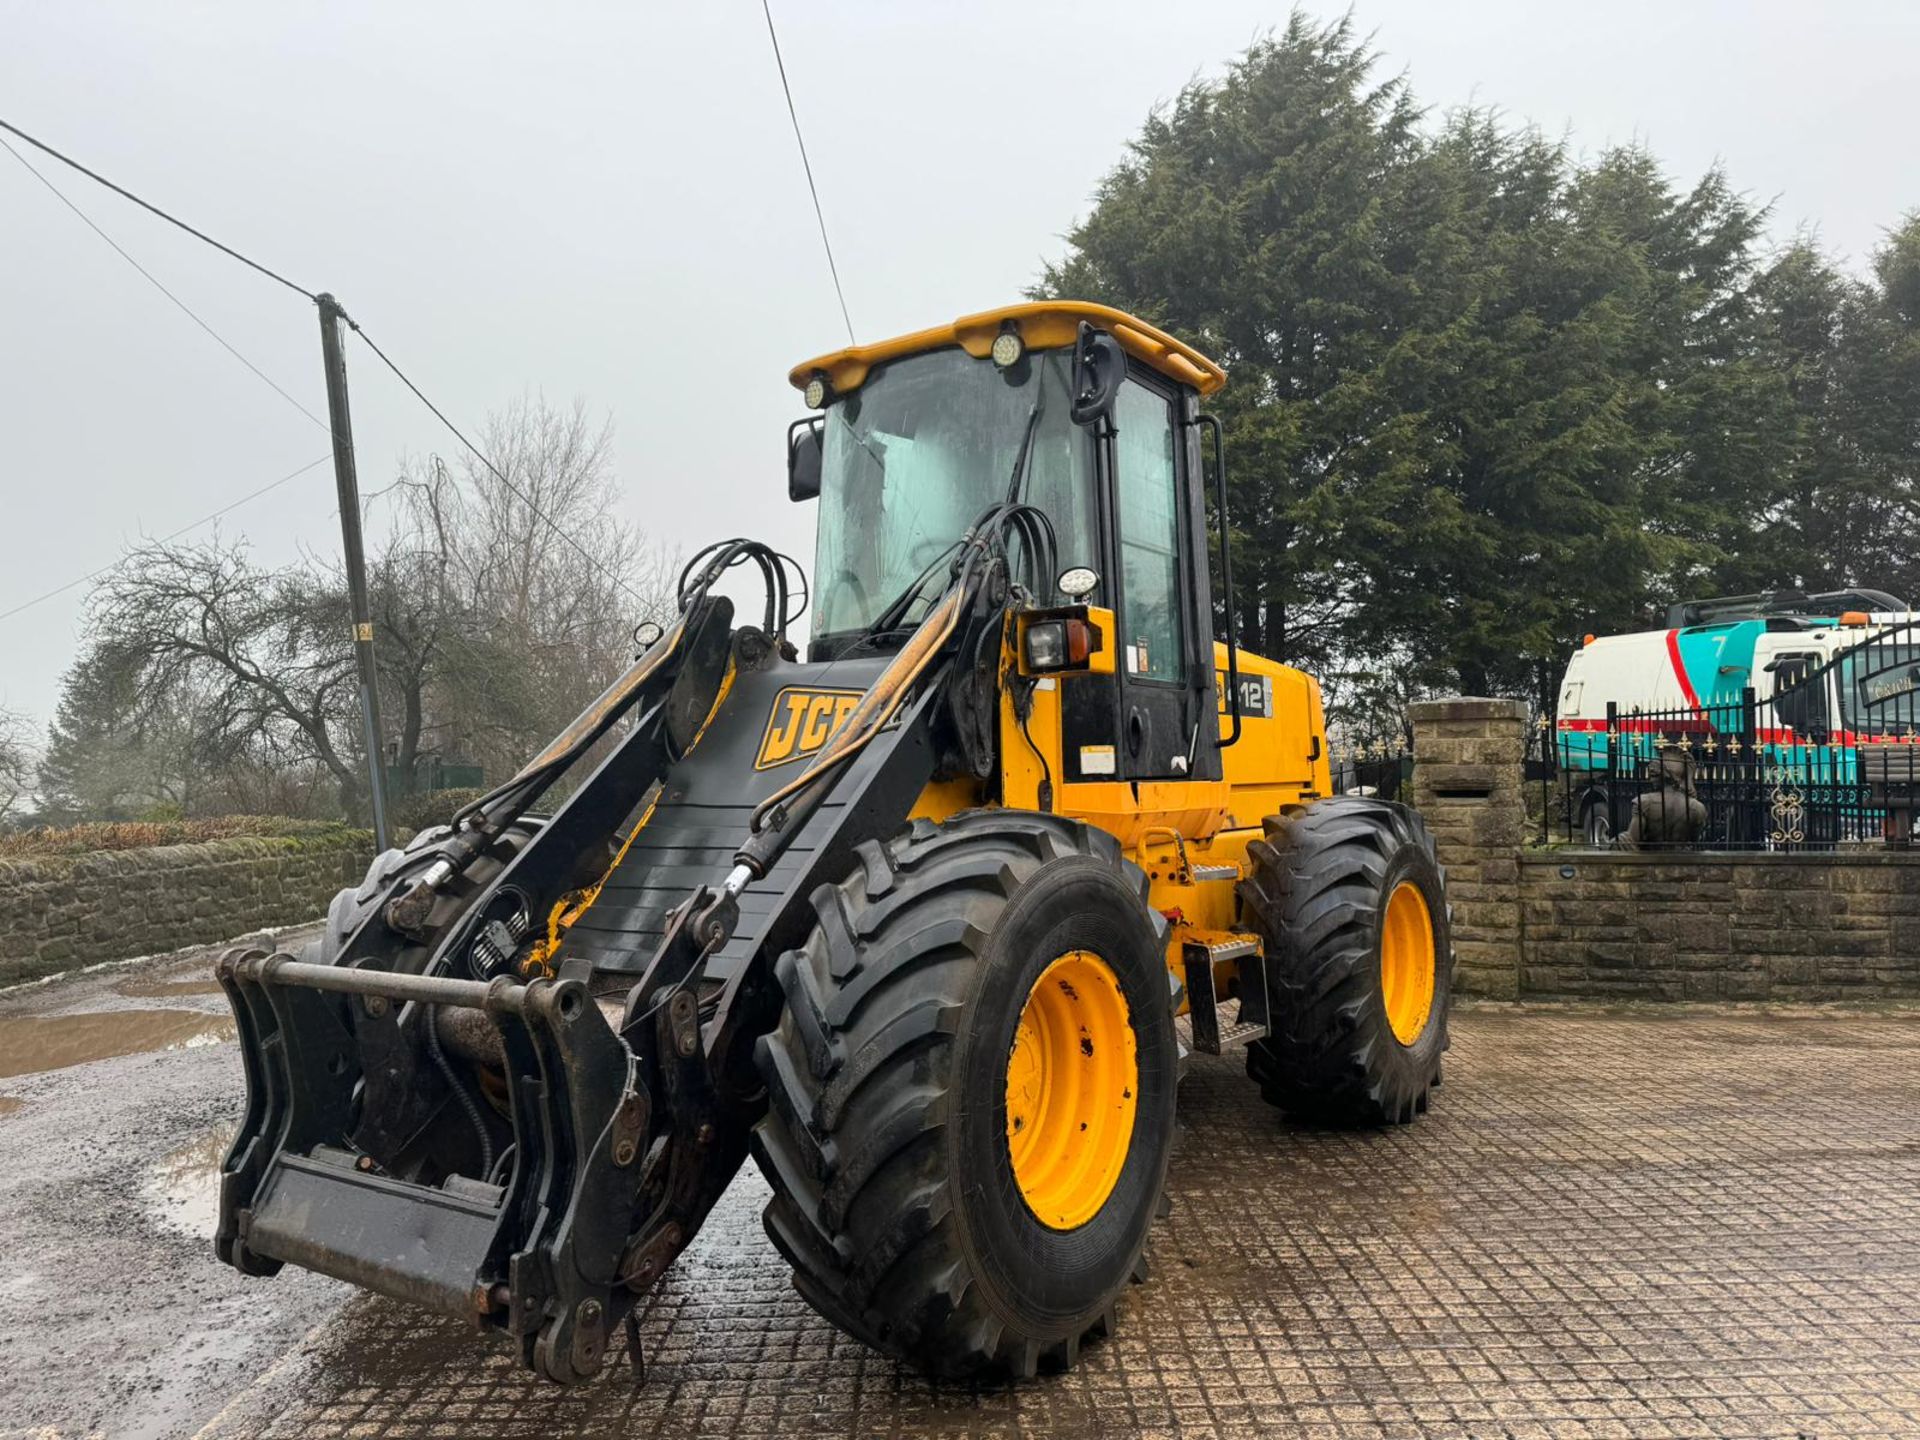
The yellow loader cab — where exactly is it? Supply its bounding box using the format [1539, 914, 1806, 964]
[211, 301, 1451, 1389]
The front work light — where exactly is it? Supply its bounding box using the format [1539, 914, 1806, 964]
[803, 374, 830, 409]
[991, 330, 1024, 368]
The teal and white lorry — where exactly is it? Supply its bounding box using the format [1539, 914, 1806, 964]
[1555, 589, 1920, 845]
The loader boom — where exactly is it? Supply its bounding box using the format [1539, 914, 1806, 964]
[216, 531, 1008, 1380]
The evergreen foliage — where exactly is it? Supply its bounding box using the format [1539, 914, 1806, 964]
[1041, 15, 1919, 717]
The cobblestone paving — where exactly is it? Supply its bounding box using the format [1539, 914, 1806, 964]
[202, 1007, 1920, 1439]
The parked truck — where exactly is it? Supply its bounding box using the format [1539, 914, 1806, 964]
[1556, 589, 1920, 845]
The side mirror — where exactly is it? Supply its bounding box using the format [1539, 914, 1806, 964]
[1069, 324, 1126, 426]
[788, 417, 824, 502]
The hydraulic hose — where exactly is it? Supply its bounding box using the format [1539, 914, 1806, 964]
[425, 1002, 494, 1179]
[737, 501, 1048, 877]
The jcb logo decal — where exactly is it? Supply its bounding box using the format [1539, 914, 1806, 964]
[756, 688, 863, 770]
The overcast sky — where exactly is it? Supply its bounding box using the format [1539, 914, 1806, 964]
[3, 0, 1915, 732]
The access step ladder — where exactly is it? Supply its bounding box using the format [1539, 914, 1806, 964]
[1180, 934, 1269, 1055]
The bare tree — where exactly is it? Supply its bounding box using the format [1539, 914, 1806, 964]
[76, 540, 368, 813]
[47, 398, 677, 823]
[386, 396, 678, 785]
[0, 707, 35, 825]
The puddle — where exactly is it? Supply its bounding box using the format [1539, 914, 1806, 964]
[117, 967, 224, 999]
[0, 1009, 236, 1079]
[0, 1096, 21, 1116]
[143, 1122, 237, 1240]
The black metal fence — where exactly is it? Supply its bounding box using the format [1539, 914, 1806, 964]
[1543, 618, 1920, 851]
[1331, 743, 1413, 804]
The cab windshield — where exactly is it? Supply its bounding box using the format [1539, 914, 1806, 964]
[810, 348, 1097, 655]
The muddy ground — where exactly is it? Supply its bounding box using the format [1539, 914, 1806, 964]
[3, 934, 1918, 1438]
[0, 928, 341, 1440]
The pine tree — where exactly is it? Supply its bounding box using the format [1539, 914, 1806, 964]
[1039, 17, 1793, 705]
[1037, 14, 1424, 671]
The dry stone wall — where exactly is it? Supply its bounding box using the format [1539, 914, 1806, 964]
[0, 831, 375, 986]
[1517, 850, 1920, 1001]
[1408, 699, 1920, 1000]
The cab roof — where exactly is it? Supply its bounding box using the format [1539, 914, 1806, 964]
[787, 301, 1227, 399]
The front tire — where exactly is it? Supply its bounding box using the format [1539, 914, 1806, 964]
[1240, 797, 1451, 1125]
[750, 811, 1179, 1379]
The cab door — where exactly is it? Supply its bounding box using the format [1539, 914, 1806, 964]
[1108, 375, 1201, 780]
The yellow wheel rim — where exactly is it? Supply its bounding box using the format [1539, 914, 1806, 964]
[1381, 881, 1437, 1045]
[1004, 951, 1138, 1231]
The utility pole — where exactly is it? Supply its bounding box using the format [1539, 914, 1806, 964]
[316, 293, 391, 851]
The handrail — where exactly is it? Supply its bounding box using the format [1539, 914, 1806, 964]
[1199, 413, 1241, 747]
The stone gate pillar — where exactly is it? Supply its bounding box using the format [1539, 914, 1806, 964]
[1407, 698, 1528, 999]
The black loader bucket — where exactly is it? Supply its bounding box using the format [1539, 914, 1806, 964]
[215, 952, 650, 1382]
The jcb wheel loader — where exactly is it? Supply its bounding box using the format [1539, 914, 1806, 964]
[214, 302, 1451, 1385]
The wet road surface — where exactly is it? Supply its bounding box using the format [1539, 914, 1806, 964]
[2, 937, 1918, 1439]
[0, 928, 341, 1440]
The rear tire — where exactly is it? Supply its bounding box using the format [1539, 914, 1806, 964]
[1240, 797, 1451, 1125]
[750, 810, 1179, 1379]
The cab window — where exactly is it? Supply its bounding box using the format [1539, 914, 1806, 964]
[811, 348, 1096, 652]
[1771, 654, 1828, 736]
[1841, 643, 1920, 736]
[1112, 380, 1184, 683]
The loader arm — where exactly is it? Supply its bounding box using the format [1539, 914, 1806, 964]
[215, 547, 1001, 1383]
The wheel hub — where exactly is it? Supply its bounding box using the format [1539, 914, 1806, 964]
[1004, 950, 1138, 1230]
[1380, 881, 1436, 1045]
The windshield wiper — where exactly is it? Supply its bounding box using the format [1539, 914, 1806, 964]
[1004, 393, 1044, 506]
[832, 541, 966, 657]
[835, 624, 918, 655]
[860, 541, 965, 641]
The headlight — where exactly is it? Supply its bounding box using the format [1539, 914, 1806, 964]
[1022, 616, 1096, 672]
[1025, 620, 1067, 670]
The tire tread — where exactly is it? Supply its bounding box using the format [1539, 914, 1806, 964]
[1240, 797, 1451, 1125]
[751, 809, 1156, 1377]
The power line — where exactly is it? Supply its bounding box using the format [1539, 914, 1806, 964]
[0, 116, 316, 302]
[347, 322, 645, 604]
[0, 455, 332, 624]
[0, 135, 331, 434]
[2, 114, 643, 609]
[760, 0, 856, 346]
